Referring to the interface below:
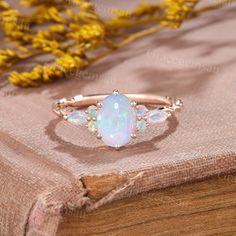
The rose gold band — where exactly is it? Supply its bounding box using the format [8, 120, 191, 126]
[53, 93, 183, 117]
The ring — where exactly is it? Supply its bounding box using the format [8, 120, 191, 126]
[52, 90, 183, 149]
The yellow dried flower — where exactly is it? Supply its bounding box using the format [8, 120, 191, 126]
[8, 64, 64, 87]
[56, 54, 82, 70]
[67, 23, 105, 43]
[79, 23, 105, 40]
[0, 48, 28, 71]
[0, 0, 10, 10]
[0, 0, 230, 87]
[160, 0, 199, 28]
[49, 25, 65, 34]
[44, 7, 66, 23]
[132, 3, 160, 17]
[111, 8, 131, 18]
[32, 31, 61, 53]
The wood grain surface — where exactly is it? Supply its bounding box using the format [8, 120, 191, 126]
[57, 173, 236, 236]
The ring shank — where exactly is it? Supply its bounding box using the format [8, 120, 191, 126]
[65, 94, 172, 107]
[53, 93, 182, 117]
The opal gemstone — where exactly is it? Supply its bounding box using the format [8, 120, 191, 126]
[65, 111, 87, 125]
[147, 109, 168, 124]
[137, 120, 147, 132]
[97, 94, 137, 147]
[136, 105, 147, 117]
[87, 120, 97, 133]
[87, 105, 97, 117]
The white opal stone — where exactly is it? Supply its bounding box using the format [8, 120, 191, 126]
[137, 120, 147, 132]
[87, 120, 97, 133]
[87, 105, 97, 117]
[147, 109, 168, 124]
[65, 111, 87, 125]
[97, 94, 137, 147]
[136, 105, 147, 117]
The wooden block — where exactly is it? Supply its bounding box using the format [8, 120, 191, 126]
[57, 173, 236, 235]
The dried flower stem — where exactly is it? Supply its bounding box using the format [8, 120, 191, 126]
[90, 25, 164, 65]
[90, 0, 236, 65]
[192, 0, 235, 17]
[0, 0, 234, 87]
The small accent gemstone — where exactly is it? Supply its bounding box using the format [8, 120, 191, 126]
[97, 94, 137, 147]
[147, 109, 168, 124]
[87, 120, 97, 132]
[136, 105, 147, 117]
[65, 111, 87, 125]
[137, 120, 147, 132]
[87, 105, 97, 117]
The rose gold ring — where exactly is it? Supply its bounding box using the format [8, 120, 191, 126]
[52, 90, 183, 149]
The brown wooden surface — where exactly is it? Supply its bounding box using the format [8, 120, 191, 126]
[57, 173, 236, 236]
[81, 173, 138, 201]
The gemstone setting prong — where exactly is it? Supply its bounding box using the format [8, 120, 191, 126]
[97, 102, 103, 108]
[115, 145, 121, 150]
[113, 89, 119, 95]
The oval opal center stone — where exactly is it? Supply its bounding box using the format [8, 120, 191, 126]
[97, 94, 137, 147]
